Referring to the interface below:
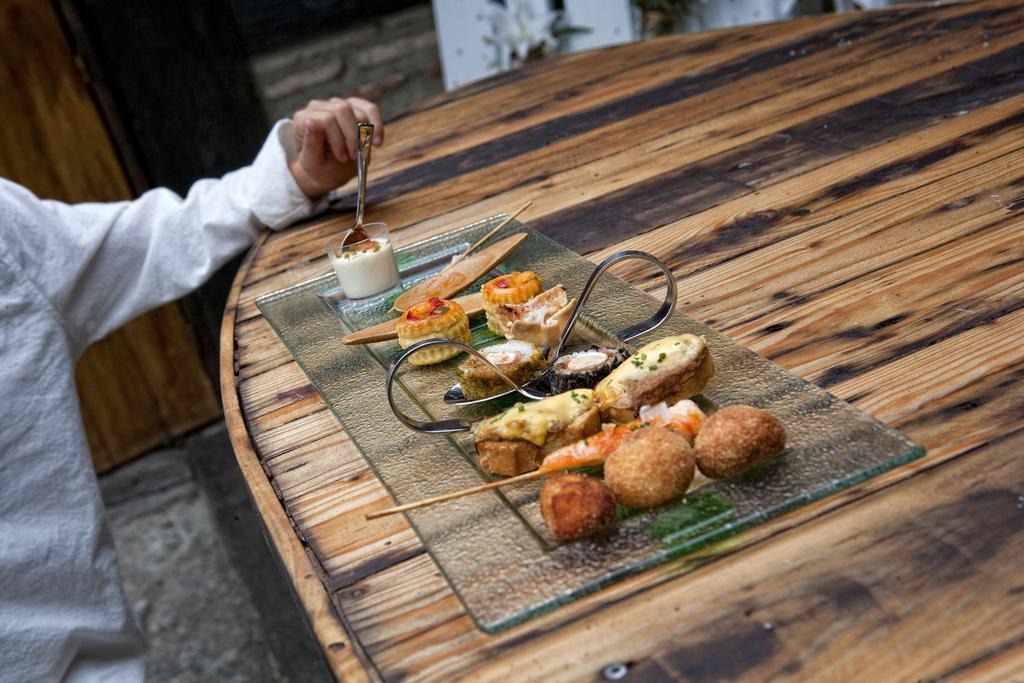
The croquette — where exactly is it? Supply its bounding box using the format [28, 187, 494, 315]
[603, 426, 695, 509]
[540, 473, 617, 540]
[694, 405, 786, 478]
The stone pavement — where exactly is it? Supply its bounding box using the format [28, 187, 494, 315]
[100, 423, 332, 683]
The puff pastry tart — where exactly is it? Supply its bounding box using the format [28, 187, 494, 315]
[396, 297, 472, 365]
[492, 284, 576, 348]
[481, 271, 542, 335]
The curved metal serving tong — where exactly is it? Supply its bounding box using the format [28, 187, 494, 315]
[386, 250, 677, 434]
[386, 339, 546, 434]
[550, 249, 677, 360]
[446, 250, 677, 405]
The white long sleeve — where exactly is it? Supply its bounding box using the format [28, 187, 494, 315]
[0, 118, 320, 351]
[0, 119, 322, 682]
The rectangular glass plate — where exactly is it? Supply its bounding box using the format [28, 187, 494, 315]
[257, 215, 925, 634]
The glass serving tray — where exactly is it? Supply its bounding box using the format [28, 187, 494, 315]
[257, 215, 925, 634]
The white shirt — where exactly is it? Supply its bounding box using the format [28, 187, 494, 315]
[0, 120, 319, 682]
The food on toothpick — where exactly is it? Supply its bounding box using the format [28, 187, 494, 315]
[492, 284, 576, 348]
[595, 334, 715, 424]
[540, 473, 616, 541]
[550, 346, 629, 393]
[395, 297, 472, 366]
[393, 233, 528, 312]
[481, 271, 542, 335]
[456, 340, 548, 400]
[603, 426, 696, 509]
[326, 222, 400, 299]
[538, 399, 705, 474]
[472, 389, 601, 476]
[694, 405, 786, 478]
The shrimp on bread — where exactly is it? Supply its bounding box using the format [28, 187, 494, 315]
[472, 389, 601, 477]
[538, 399, 706, 474]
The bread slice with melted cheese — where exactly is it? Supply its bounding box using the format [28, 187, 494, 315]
[472, 389, 601, 476]
[595, 334, 714, 424]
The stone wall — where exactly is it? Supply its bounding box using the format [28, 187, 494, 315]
[249, 2, 444, 124]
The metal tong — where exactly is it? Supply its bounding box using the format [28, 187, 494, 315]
[385, 250, 677, 434]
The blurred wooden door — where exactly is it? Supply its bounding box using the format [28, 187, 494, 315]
[0, 0, 221, 472]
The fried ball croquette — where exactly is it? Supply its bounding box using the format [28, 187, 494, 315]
[694, 405, 786, 478]
[540, 473, 617, 541]
[603, 426, 695, 509]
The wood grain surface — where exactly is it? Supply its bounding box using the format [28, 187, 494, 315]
[222, 1, 1024, 680]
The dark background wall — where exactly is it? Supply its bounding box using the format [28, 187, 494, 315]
[61, 0, 269, 377]
[230, 0, 423, 52]
[249, 2, 444, 124]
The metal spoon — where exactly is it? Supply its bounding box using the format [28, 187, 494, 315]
[352, 126, 372, 235]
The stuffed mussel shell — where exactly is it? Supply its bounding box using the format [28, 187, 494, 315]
[550, 346, 628, 393]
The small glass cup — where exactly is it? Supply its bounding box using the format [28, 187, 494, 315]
[326, 221, 401, 299]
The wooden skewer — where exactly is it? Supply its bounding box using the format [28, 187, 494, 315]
[390, 232, 528, 313]
[449, 201, 532, 267]
[365, 468, 549, 520]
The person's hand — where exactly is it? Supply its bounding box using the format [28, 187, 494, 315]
[288, 97, 384, 200]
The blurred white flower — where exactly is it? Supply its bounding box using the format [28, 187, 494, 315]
[484, 0, 562, 66]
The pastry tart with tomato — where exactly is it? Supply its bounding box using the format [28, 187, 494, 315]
[396, 297, 472, 365]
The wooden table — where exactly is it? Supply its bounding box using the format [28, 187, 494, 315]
[221, 2, 1024, 679]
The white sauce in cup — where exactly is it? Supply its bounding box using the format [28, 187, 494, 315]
[327, 222, 401, 299]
